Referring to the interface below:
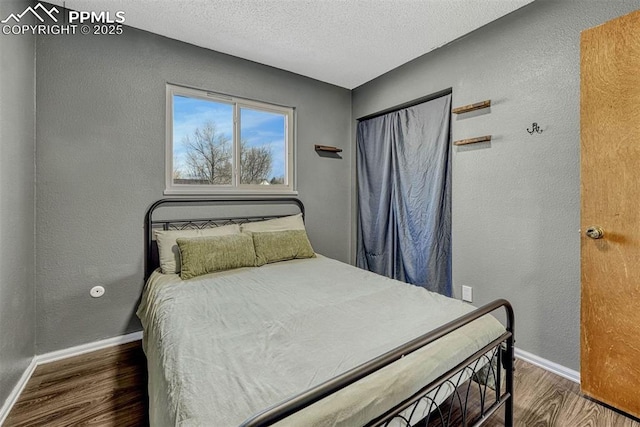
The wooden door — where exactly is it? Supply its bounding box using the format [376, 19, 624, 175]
[581, 10, 640, 418]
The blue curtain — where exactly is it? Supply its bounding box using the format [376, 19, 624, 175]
[356, 94, 452, 296]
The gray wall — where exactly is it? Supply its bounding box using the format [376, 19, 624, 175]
[36, 26, 352, 353]
[352, 0, 640, 371]
[0, 0, 36, 408]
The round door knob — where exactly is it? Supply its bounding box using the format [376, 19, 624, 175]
[586, 226, 604, 239]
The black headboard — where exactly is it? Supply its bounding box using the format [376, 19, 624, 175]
[144, 198, 305, 279]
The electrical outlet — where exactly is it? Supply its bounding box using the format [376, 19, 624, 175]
[462, 285, 473, 302]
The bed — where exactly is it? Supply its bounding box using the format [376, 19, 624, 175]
[138, 198, 514, 427]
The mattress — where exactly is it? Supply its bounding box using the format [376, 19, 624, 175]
[137, 255, 505, 426]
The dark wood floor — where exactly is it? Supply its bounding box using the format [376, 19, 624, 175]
[5, 341, 147, 427]
[5, 341, 639, 426]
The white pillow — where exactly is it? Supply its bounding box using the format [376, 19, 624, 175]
[155, 224, 241, 274]
[240, 213, 305, 233]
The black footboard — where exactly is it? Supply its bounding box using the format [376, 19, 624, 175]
[240, 299, 515, 427]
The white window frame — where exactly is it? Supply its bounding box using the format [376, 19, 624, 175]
[165, 84, 296, 195]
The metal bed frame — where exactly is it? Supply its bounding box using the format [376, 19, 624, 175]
[144, 198, 515, 427]
[145, 197, 305, 279]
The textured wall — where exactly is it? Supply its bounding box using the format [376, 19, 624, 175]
[352, 0, 640, 371]
[0, 0, 36, 409]
[36, 27, 352, 353]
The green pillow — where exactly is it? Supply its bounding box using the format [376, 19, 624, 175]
[177, 233, 257, 280]
[250, 230, 316, 265]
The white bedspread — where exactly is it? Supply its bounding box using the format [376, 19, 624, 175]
[137, 255, 505, 426]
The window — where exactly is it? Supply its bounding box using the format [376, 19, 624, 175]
[166, 84, 295, 194]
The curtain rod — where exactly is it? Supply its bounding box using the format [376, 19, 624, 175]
[356, 88, 452, 122]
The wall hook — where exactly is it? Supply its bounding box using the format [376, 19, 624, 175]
[527, 123, 543, 135]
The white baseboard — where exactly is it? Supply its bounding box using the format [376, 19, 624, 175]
[36, 331, 143, 365]
[0, 331, 143, 426]
[0, 357, 37, 426]
[515, 347, 580, 384]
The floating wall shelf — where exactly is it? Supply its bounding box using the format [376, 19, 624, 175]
[314, 145, 343, 153]
[452, 100, 491, 114]
[453, 135, 492, 146]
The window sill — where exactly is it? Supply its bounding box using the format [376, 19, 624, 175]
[163, 188, 298, 197]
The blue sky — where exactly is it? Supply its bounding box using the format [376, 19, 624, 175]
[173, 95, 286, 181]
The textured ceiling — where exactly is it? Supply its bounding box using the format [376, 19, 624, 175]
[48, 0, 534, 89]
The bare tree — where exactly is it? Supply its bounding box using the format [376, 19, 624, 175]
[177, 121, 275, 185]
[182, 122, 232, 184]
[240, 140, 272, 184]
